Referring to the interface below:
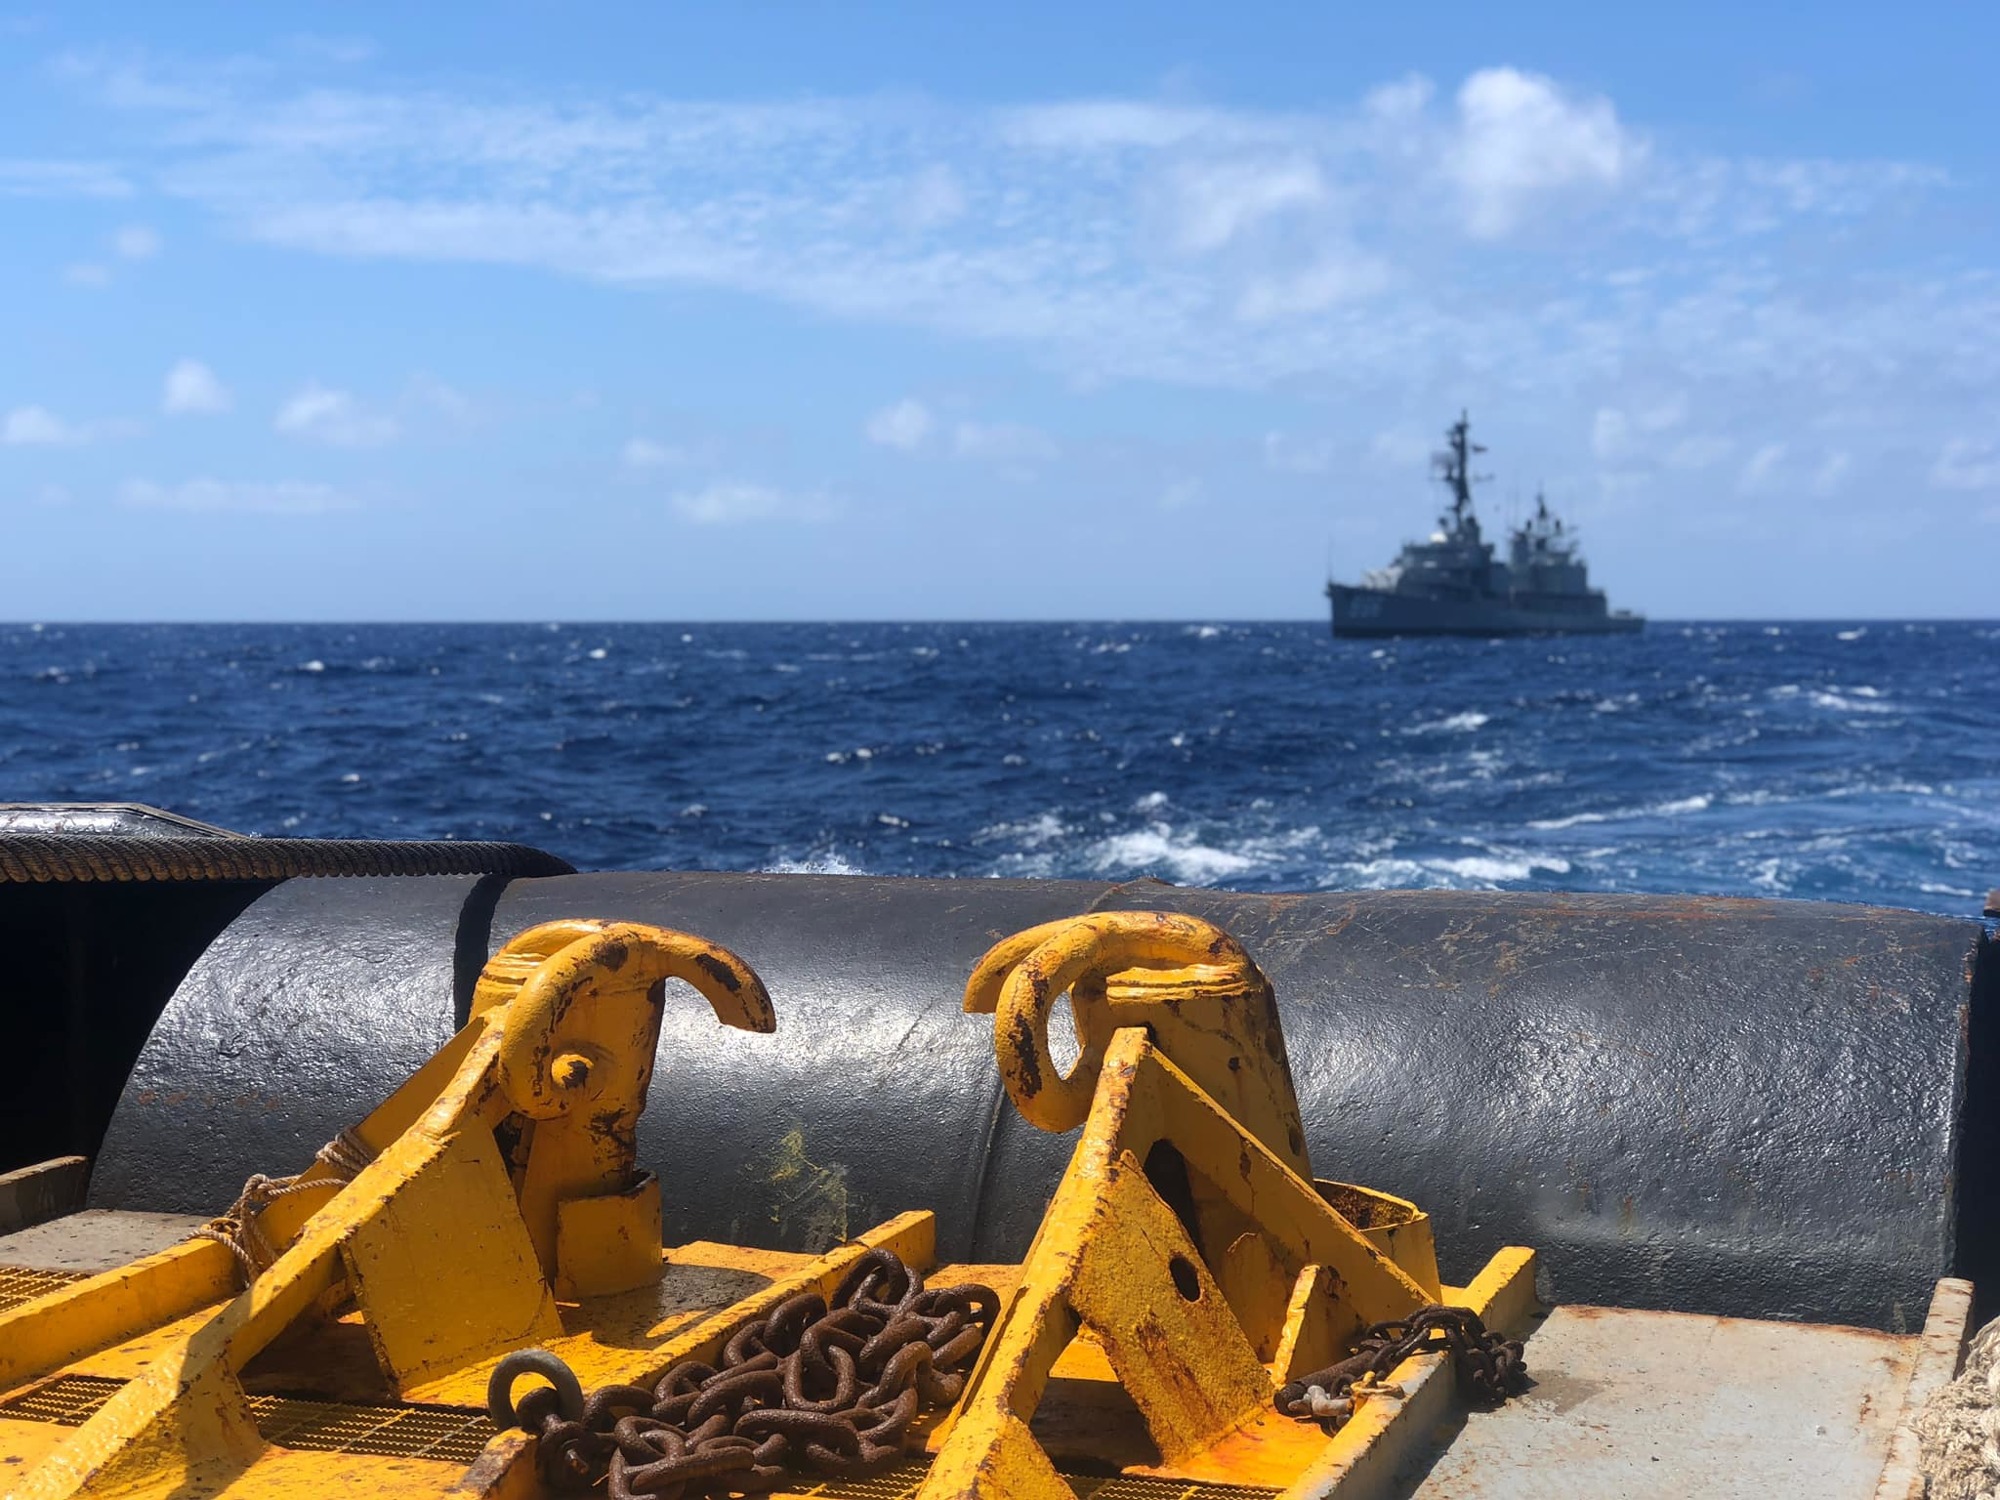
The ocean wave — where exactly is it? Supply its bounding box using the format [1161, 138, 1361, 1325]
[1088, 824, 1257, 882]
[0, 620, 1988, 914]
[1528, 794, 1713, 831]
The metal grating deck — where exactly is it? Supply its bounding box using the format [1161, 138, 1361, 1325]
[0, 1265, 88, 1315]
[0, 1374, 123, 1426]
[251, 1397, 497, 1464]
[0, 1376, 496, 1464]
[801, 1459, 1278, 1500]
[0, 1378, 1278, 1496]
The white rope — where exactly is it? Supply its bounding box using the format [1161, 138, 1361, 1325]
[1917, 1314, 2000, 1500]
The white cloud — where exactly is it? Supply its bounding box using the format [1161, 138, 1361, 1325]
[120, 477, 352, 513]
[1931, 438, 2000, 492]
[2, 405, 85, 445]
[621, 437, 682, 469]
[33, 484, 72, 508]
[952, 420, 1058, 464]
[865, 398, 934, 451]
[1591, 408, 1629, 460]
[1446, 68, 1638, 238]
[1263, 431, 1333, 474]
[670, 481, 832, 525]
[162, 359, 232, 415]
[113, 224, 160, 259]
[1160, 476, 1203, 510]
[274, 383, 397, 446]
[1737, 442, 1788, 494]
[62, 262, 110, 288]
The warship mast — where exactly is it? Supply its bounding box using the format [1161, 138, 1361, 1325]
[1433, 410, 1487, 534]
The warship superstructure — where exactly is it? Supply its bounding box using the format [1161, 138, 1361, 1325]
[1327, 413, 1643, 637]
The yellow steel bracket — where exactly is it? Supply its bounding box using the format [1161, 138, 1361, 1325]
[0, 920, 774, 1500]
[933, 912, 1445, 1500]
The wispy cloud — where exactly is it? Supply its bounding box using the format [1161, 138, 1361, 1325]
[1159, 476, 1204, 510]
[0, 157, 131, 198]
[1263, 431, 1333, 474]
[621, 437, 683, 469]
[113, 223, 160, 259]
[951, 420, 1057, 466]
[1932, 438, 2000, 492]
[865, 398, 933, 450]
[670, 480, 834, 525]
[274, 383, 397, 446]
[3, 405, 88, 445]
[38, 49, 1998, 544]
[52, 53, 1973, 403]
[120, 477, 354, 513]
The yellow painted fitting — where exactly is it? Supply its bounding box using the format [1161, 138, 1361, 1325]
[962, 911, 1311, 1182]
[493, 922, 776, 1280]
[555, 1172, 665, 1299]
[4, 920, 780, 1500]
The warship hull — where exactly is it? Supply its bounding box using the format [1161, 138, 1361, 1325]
[1328, 583, 1645, 638]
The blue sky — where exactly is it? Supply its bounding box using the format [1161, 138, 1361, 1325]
[4, 2, 1996, 620]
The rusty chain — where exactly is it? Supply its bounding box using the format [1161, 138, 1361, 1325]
[1275, 1304, 1526, 1424]
[493, 1249, 1000, 1499]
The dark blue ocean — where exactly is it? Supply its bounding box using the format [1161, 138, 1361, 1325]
[0, 621, 1993, 916]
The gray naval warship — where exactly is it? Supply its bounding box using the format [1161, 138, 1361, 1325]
[1327, 412, 1643, 637]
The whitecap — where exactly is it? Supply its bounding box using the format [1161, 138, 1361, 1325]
[1526, 810, 1610, 831]
[1407, 711, 1490, 734]
[764, 852, 865, 875]
[1089, 825, 1256, 883]
[1810, 691, 1895, 714]
[1427, 854, 1571, 882]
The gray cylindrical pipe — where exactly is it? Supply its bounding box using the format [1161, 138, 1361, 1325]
[91, 872, 1988, 1331]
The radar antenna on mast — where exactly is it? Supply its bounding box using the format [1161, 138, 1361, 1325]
[1431, 410, 1489, 532]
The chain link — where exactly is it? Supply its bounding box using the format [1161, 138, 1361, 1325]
[1275, 1304, 1526, 1424]
[500, 1249, 999, 1498]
